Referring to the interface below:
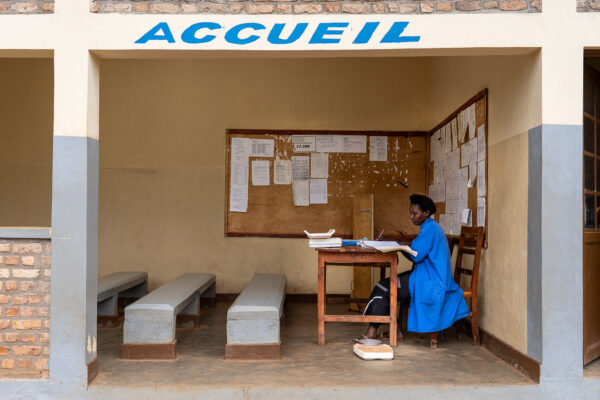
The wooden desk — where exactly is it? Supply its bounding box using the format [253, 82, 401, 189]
[316, 247, 398, 346]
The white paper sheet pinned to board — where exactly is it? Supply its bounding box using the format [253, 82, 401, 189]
[477, 197, 486, 227]
[468, 162, 477, 188]
[477, 125, 486, 161]
[310, 153, 329, 179]
[274, 159, 292, 185]
[461, 209, 472, 226]
[292, 136, 316, 153]
[292, 180, 309, 206]
[444, 125, 452, 153]
[439, 214, 452, 234]
[309, 179, 328, 204]
[316, 135, 367, 153]
[370, 136, 388, 162]
[429, 183, 445, 203]
[251, 160, 270, 186]
[467, 104, 477, 140]
[292, 156, 309, 181]
[229, 138, 249, 212]
[461, 137, 477, 168]
[229, 184, 248, 212]
[451, 119, 458, 149]
[477, 160, 486, 197]
[248, 139, 274, 158]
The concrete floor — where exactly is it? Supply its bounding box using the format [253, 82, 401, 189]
[91, 302, 532, 388]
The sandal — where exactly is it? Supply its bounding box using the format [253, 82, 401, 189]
[352, 334, 369, 344]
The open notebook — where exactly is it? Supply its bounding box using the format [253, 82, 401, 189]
[360, 241, 417, 257]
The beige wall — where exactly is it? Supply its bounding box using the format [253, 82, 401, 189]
[0, 59, 53, 227]
[429, 53, 542, 354]
[98, 57, 431, 295]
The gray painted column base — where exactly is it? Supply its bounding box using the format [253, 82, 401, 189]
[50, 136, 99, 386]
[528, 124, 583, 380]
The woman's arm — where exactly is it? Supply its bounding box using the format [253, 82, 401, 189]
[407, 224, 434, 264]
[399, 250, 413, 262]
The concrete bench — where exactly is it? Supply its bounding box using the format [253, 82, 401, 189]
[121, 273, 216, 360]
[226, 273, 286, 360]
[97, 271, 148, 327]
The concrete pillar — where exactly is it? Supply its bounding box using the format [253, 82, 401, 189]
[49, 48, 100, 388]
[528, 41, 584, 391]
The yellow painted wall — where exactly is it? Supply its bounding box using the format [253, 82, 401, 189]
[98, 57, 431, 295]
[428, 53, 542, 354]
[0, 59, 53, 227]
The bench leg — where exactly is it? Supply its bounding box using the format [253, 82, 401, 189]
[225, 343, 281, 361]
[178, 295, 201, 327]
[121, 340, 177, 360]
[98, 295, 120, 327]
[201, 282, 217, 308]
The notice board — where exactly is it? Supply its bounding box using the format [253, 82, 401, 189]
[427, 89, 489, 239]
[225, 130, 428, 238]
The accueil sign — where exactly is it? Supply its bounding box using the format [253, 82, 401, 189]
[135, 21, 421, 45]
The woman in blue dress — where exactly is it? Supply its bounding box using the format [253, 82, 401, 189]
[362, 194, 470, 340]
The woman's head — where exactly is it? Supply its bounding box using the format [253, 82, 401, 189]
[409, 194, 436, 226]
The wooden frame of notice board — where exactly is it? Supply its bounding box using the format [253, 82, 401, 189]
[225, 129, 429, 239]
[427, 89, 489, 246]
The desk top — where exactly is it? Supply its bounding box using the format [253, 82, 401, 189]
[314, 246, 379, 253]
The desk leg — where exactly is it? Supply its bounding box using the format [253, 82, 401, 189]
[318, 253, 326, 345]
[389, 256, 398, 347]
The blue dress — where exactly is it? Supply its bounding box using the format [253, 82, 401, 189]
[407, 218, 470, 333]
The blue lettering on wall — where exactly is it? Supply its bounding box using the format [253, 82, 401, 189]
[181, 22, 222, 44]
[135, 22, 175, 44]
[135, 21, 421, 46]
[309, 23, 349, 44]
[225, 23, 266, 45]
[380, 22, 420, 43]
[268, 23, 308, 45]
[353, 22, 380, 44]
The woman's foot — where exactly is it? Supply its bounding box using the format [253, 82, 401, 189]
[364, 325, 379, 339]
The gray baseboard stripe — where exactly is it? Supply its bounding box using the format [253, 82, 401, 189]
[0, 227, 51, 239]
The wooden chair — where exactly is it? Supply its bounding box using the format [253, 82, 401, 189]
[453, 226, 485, 346]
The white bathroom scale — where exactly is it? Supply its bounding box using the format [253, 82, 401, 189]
[353, 343, 394, 360]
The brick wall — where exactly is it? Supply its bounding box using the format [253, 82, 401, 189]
[578, 0, 600, 11]
[0, 1, 53, 13]
[0, 239, 50, 379]
[91, 0, 541, 14]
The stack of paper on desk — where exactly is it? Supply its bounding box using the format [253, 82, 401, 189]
[360, 241, 417, 257]
[308, 238, 343, 248]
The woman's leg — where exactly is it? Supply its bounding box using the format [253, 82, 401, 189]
[362, 278, 391, 338]
[363, 271, 412, 338]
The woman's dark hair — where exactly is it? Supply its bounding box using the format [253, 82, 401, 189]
[409, 194, 436, 216]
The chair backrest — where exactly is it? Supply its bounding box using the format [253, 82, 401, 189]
[453, 227, 485, 293]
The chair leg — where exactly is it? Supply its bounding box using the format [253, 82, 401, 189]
[471, 300, 480, 346]
[430, 332, 438, 349]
